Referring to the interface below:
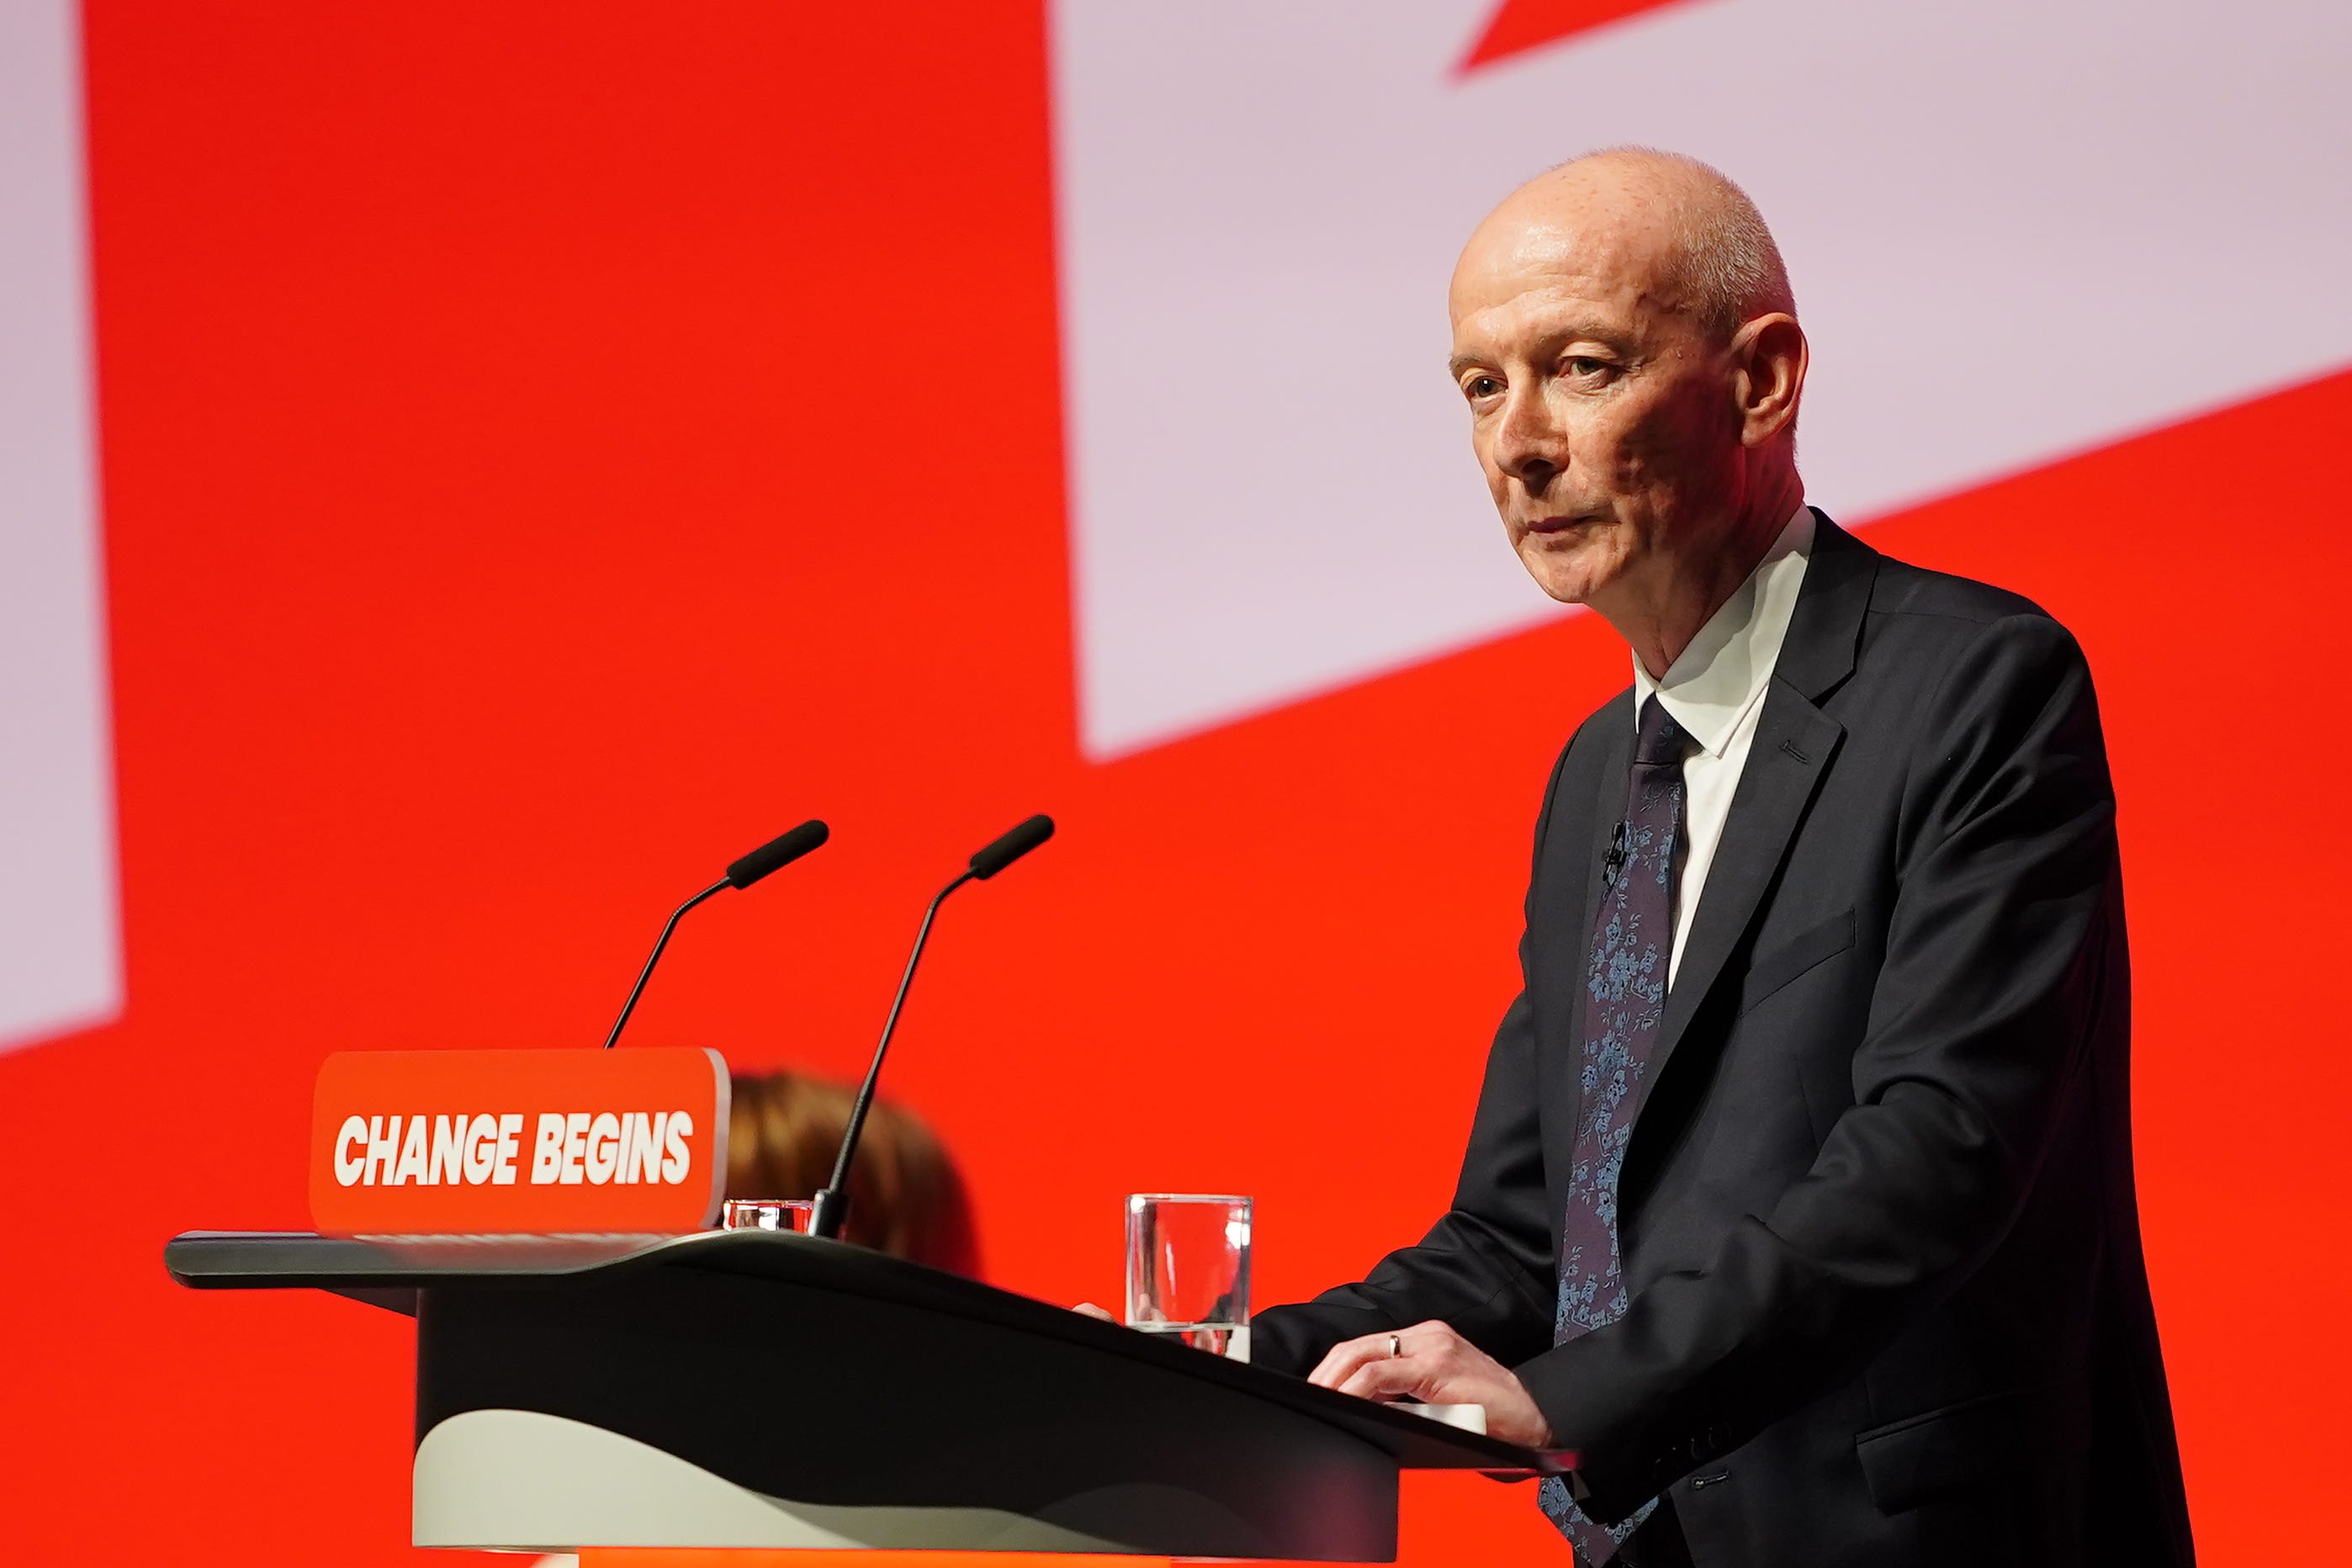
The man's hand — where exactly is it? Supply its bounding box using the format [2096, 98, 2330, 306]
[1308, 1320, 1555, 1448]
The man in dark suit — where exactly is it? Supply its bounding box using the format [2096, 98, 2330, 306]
[1247, 150, 2195, 1565]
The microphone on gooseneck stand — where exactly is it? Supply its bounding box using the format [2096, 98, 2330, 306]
[811, 813, 1055, 1241]
[601, 819, 831, 1050]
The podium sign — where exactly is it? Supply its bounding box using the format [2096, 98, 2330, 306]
[309, 1048, 730, 1238]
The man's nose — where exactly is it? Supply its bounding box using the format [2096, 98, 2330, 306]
[1491, 388, 1565, 492]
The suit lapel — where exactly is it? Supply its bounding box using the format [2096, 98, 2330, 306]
[1651, 691, 1842, 1064]
[1554, 697, 1632, 1156]
[1641, 514, 1876, 1101]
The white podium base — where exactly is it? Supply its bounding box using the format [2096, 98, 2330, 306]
[413, 1407, 1250, 1554]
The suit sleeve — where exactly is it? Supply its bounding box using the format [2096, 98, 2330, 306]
[1250, 740, 1582, 1378]
[1516, 613, 2120, 1520]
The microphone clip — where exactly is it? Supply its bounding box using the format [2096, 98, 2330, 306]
[1601, 821, 1629, 889]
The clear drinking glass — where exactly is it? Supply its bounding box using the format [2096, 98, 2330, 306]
[1125, 1193, 1251, 1361]
[722, 1198, 815, 1233]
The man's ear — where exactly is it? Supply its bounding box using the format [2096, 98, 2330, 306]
[1731, 313, 1807, 448]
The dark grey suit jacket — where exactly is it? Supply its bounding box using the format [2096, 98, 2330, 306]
[1253, 516, 2194, 1566]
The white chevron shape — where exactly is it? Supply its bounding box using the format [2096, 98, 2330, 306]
[1052, 0, 2352, 755]
[0, 0, 119, 1053]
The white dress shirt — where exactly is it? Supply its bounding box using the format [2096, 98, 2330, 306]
[1631, 504, 1814, 988]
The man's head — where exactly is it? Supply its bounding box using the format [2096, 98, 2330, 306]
[1447, 149, 1807, 652]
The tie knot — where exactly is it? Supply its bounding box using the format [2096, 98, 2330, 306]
[1634, 696, 1689, 766]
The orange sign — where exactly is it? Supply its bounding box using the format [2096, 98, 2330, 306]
[309, 1049, 730, 1238]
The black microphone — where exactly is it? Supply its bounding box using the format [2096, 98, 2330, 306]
[968, 813, 1055, 879]
[727, 819, 830, 890]
[601, 819, 830, 1050]
[811, 813, 1056, 1240]
[1602, 820, 1629, 889]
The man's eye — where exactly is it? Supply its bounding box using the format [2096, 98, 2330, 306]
[1565, 357, 1612, 379]
[1465, 374, 1502, 400]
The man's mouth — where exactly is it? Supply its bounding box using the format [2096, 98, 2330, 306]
[1524, 515, 1588, 537]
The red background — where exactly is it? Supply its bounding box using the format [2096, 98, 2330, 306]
[2, 4, 2344, 1563]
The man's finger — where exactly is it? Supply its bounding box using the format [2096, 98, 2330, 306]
[1308, 1329, 1410, 1388]
[1336, 1348, 1437, 1402]
[1307, 1335, 1373, 1382]
[1309, 1327, 1428, 1390]
[1071, 1301, 1115, 1322]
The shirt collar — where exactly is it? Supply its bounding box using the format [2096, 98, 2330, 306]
[1631, 504, 1815, 760]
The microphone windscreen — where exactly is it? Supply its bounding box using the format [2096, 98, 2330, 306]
[726, 819, 830, 889]
[967, 813, 1055, 880]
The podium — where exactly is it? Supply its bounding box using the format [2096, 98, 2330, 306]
[166, 1229, 1564, 1560]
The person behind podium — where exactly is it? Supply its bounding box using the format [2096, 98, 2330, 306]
[1244, 150, 2194, 1566]
[726, 1070, 977, 1274]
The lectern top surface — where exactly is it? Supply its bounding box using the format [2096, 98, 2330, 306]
[164, 1228, 1571, 1476]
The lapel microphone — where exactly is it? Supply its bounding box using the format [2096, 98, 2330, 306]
[1602, 820, 1630, 889]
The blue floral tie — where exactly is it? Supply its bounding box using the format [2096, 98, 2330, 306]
[1538, 696, 1687, 1563]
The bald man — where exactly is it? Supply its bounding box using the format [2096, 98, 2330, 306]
[1247, 152, 2194, 1567]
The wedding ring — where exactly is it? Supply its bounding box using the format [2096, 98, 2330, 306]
[1387, 1333, 1402, 1359]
